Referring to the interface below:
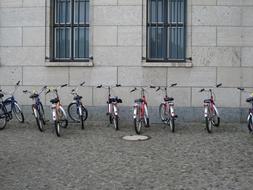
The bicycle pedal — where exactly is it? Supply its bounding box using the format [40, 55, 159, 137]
[174, 115, 178, 118]
[106, 112, 110, 116]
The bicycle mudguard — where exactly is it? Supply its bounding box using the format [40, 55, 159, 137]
[247, 113, 252, 123]
[113, 105, 118, 116]
[133, 106, 138, 119]
[204, 105, 208, 117]
[144, 104, 149, 118]
[170, 106, 175, 117]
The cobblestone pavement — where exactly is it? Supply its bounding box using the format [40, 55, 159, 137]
[0, 120, 253, 190]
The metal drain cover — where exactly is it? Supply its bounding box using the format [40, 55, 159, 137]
[122, 135, 151, 141]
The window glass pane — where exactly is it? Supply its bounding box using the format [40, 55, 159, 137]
[74, 27, 89, 58]
[74, 0, 89, 24]
[168, 27, 184, 59]
[55, 27, 71, 58]
[177, 27, 184, 59]
[148, 27, 165, 59]
[55, 0, 71, 24]
[157, 0, 164, 23]
[150, 0, 157, 22]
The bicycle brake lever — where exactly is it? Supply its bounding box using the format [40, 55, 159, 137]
[170, 83, 177, 87]
[61, 84, 68, 88]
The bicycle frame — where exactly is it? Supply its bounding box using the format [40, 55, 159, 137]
[203, 90, 219, 118]
[132, 88, 148, 120]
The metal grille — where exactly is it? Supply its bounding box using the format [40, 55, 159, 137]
[52, 0, 89, 61]
[147, 0, 186, 62]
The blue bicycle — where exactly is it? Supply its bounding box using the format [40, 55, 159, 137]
[23, 86, 47, 132]
[0, 81, 24, 129]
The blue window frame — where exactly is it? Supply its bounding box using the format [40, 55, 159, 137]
[52, 0, 89, 61]
[147, 0, 186, 62]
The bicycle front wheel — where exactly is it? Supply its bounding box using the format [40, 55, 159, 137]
[54, 121, 61, 137]
[205, 117, 212, 133]
[13, 102, 24, 123]
[58, 106, 68, 128]
[212, 108, 220, 127]
[33, 107, 44, 132]
[169, 117, 175, 133]
[159, 103, 167, 123]
[68, 102, 79, 122]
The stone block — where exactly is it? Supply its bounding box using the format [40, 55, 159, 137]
[0, 0, 22, 7]
[192, 0, 216, 5]
[242, 68, 253, 88]
[217, 27, 241, 46]
[118, 26, 142, 46]
[93, 26, 117, 46]
[23, 27, 45, 47]
[0, 27, 22, 46]
[0, 67, 22, 85]
[192, 26, 216, 46]
[241, 47, 253, 67]
[217, 67, 241, 87]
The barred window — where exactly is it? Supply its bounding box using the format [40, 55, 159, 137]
[52, 0, 89, 61]
[147, 0, 186, 62]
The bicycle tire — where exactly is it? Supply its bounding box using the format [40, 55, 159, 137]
[113, 115, 119, 131]
[0, 105, 7, 130]
[169, 117, 175, 133]
[58, 106, 68, 128]
[159, 103, 167, 122]
[81, 114, 84, 130]
[212, 109, 220, 127]
[55, 121, 61, 137]
[68, 102, 79, 122]
[205, 117, 212, 133]
[33, 107, 44, 132]
[38, 102, 46, 125]
[247, 115, 253, 133]
[81, 105, 88, 121]
[13, 102, 24, 123]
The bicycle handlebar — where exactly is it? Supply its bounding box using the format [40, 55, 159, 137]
[216, 83, 222, 88]
[237, 87, 245, 91]
[96, 84, 121, 89]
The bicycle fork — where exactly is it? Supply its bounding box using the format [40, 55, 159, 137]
[133, 103, 148, 119]
[108, 103, 118, 116]
[204, 103, 219, 118]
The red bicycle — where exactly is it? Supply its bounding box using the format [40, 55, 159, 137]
[150, 83, 177, 132]
[200, 83, 222, 133]
[130, 87, 150, 134]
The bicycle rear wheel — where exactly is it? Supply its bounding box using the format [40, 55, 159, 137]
[134, 108, 143, 134]
[68, 102, 79, 122]
[0, 105, 7, 130]
[13, 102, 24, 123]
[247, 115, 253, 133]
[169, 117, 175, 133]
[205, 117, 212, 133]
[33, 107, 44, 132]
[212, 109, 220, 127]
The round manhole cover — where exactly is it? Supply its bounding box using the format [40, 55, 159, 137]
[122, 135, 151, 141]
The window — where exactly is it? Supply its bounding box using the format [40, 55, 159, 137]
[51, 0, 89, 61]
[147, 0, 186, 62]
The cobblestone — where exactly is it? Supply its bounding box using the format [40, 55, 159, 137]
[0, 121, 253, 190]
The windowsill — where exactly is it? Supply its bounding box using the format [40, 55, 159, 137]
[45, 61, 94, 67]
[142, 61, 193, 67]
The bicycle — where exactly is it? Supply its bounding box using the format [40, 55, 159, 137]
[23, 86, 47, 132]
[237, 87, 253, 133]
[0, 93, 8, 130]
[150, 83, 177, 132]
[46, 84, 68, 137]
[67, 82, 88, 130]
[199, 83, 222, 133]
[97, 84, 122, 130]
[130, 87, 150, 135]
[0, 81, 24, 124]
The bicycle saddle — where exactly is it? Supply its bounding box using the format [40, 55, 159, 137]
[50, 98, 59, 104]
[134, 99, 144, 103]
[164, 97, 174, 102]
[108, 97, 122, 103]
[204, 99, 212, 103]
[74, 95, 82, 100]
[246, 97, 253, 103]
[0, 93, 4, 98]
[29, 94, 39, 99]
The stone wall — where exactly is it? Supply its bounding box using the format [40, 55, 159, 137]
[0, 0, 252, 122]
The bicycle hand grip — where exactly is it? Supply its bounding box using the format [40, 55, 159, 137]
[61, 84, 68, 88]
[216, 83, 222, 88]
[23, 90, 28, 93]
[130, 88, 136, 92]
[156, 87, 161, 91]
[16, 81, 21, 86]
[237, 87, 244, 91]
[150, 85, 156, 89]
[116, 84, 121, 87]
[199, 88, 205, 92]
[45, 89, 51, 94]
[43, 85, 47, 89]
[170, 83, 177, 87]
[80, 81, 85, 86]
[97, 85, 102, 88]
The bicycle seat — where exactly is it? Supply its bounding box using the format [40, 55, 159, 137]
[50, 98, 59, 104]
[29, 94, 39, 99]
[164, 97, 174, 102]
[204, 99, 212, 103]
[108, 97, 122, 103]
[0, 93, 4, 98]
[135, 99, 144, 103]
[246, 97, 253, 103]
[74, 95, 82, 101]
